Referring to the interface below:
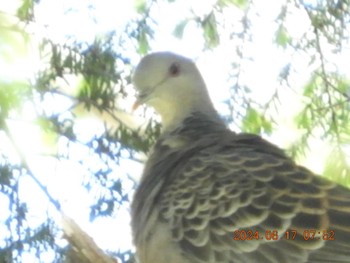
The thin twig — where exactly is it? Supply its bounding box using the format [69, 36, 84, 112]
[3, 123, 61, 212]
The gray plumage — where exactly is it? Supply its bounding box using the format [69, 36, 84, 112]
[131, 52, 350, 263]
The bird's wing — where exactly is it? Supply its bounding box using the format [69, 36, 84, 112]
[158, 134, 350, 263]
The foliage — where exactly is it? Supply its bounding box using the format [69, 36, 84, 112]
[0, 0, 349, 262]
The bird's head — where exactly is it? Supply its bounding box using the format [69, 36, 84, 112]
[132, 52, 215, 131]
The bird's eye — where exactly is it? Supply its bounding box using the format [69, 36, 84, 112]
[169, 62, 180, 77]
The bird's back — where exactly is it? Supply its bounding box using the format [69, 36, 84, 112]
[132, 113, 350, 263]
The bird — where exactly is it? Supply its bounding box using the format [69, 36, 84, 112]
[130, 52, 350, 263]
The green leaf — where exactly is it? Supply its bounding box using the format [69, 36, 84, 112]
[173, 20, 188, 39]
[34, 117, 59, 151]
[295, 105, 313, 130]
[242, 107, 273, 135]
[202, 13, 219, 48]
[134, 0, 146, 13]
[303, 76, 317, 97]
[218, 0, 247, 8]
[337, 79, 350, 93]
[323, 148, 350, 187]
[17, 0, 34, 21]
[138, 30, 150, 55]
[275, 25, 289, 47]
[0, 81, 30, 119]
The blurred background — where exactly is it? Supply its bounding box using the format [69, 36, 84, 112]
[0, 0, 349, 262]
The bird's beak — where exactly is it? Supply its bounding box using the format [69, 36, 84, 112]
[132, 90, 148, 112]
[132, 99, 141, 111]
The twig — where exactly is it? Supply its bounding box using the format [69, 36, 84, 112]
[3, 123, 61, 212]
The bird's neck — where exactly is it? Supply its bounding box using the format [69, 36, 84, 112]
[159, 97, 223, 133]
[164, 111, 227, 138]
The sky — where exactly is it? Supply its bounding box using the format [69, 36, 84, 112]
[0, 0, 349, 262]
